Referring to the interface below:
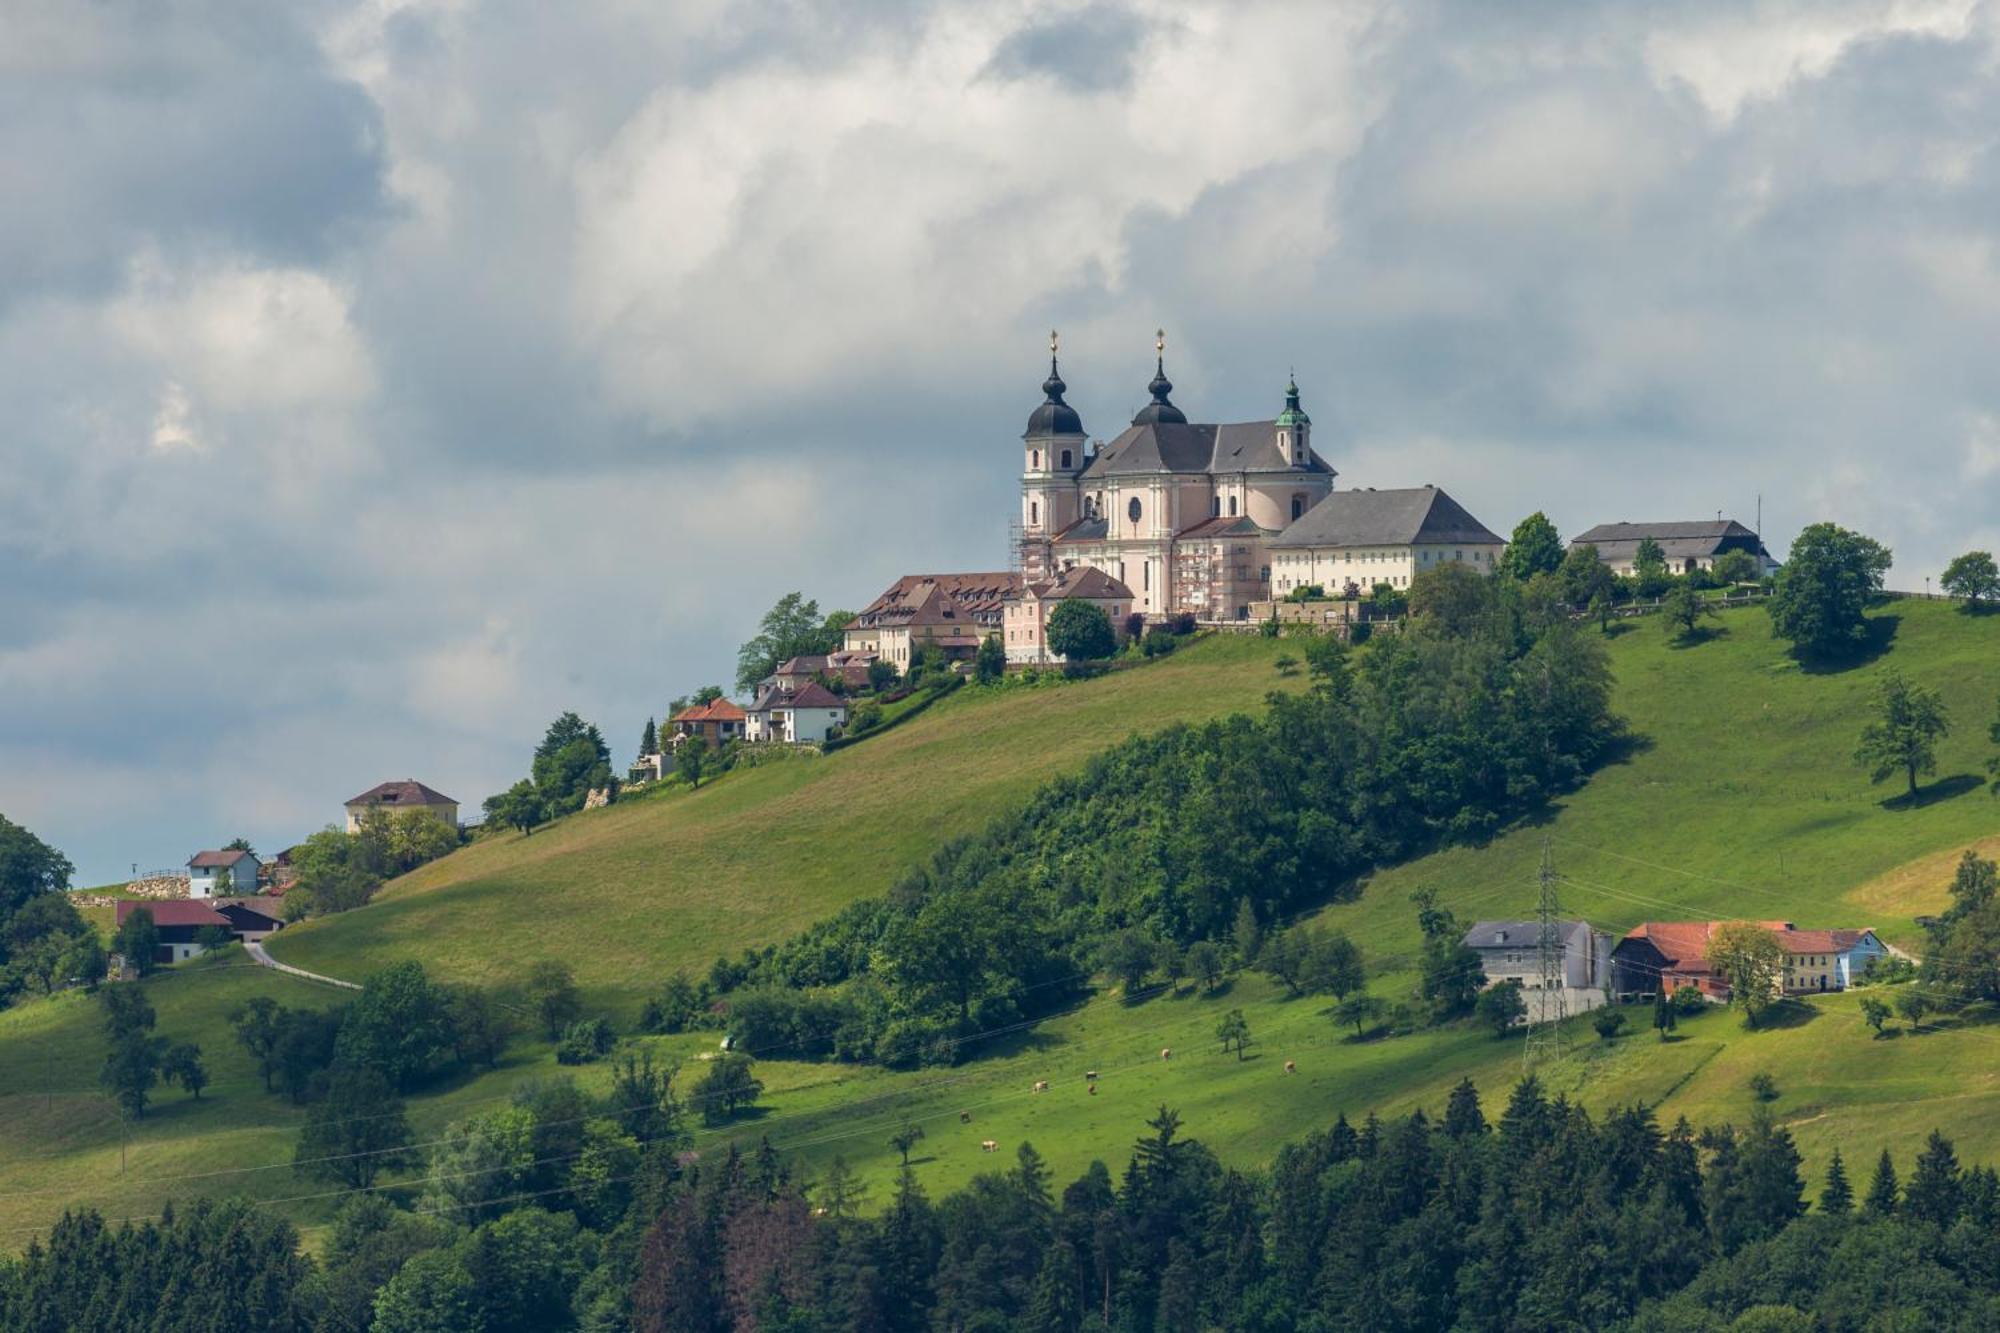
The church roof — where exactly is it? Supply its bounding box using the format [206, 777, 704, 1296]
[1051, 515, 1109, 545]
[1079, 421, 1334, 479]
[1023, 350, 1084, 439]
[1268, 486, 1502, 549]
[1175, 515, 1264, 541]
[1019, 566, 1133, 602]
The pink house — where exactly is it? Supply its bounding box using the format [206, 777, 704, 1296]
[1002, 566, 1135, 665]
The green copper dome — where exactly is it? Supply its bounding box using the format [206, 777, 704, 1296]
[1274, 375, 1310, 428]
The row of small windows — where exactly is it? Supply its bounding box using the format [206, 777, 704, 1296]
[1028, 450, 1076, 471]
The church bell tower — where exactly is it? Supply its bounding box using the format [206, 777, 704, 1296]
[1018, 330, 1086, 581]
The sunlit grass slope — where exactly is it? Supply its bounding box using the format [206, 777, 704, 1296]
[269, 635, 1307, 1010]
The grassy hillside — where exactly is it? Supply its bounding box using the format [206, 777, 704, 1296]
[5, 600, 1999, 1246]
[268, 636, 1307, 1009]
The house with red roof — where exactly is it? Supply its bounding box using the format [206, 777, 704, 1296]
[1611, 920, 1888, 1001]
[114, 899, 284, 966]
[670, 697, 747, 747]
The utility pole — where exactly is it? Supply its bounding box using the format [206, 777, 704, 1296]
[1523, 839, 1569, 1071]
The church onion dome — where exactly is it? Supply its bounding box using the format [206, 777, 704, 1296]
[1025, 330, 1084, 438]
[1275, 374, 1310, 427]
[1130, 328, 1187, 426]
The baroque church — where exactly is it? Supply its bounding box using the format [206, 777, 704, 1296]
[1017, 331, 1339, 620]
[1016, 332, 1505, 623]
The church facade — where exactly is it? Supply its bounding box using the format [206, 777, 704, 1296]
[1017, 333, 1338, 620]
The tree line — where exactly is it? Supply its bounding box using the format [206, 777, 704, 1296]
[14, 1076, 2000, 1330]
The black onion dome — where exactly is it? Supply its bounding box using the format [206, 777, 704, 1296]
[1130, 353, 1187, 425]
[1025, 353, 1084, 437]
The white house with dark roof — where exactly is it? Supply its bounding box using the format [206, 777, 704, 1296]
[343, 780, 459, 833]
[1017, 331, 1338, 618]
[1569, 520, 1776, 578]
[187, 848, 259, 899]
[1268, 486, 1506, 597]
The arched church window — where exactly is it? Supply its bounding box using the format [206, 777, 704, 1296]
[1211, 496, 1220, 517]
[1228, 495, 1238, 517]
[1031, 451, 1040, 470]
[1060, 449, 1073, 469]
[1128, 497, 1142, 523]
[1291, 494, 1306, 520]
[1031, 502, 1039, 525]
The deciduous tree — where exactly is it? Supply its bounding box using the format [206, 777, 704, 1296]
[296, 1066, 411, 1188]
[524, 959, 583, 1040]
[1855, 670, 1951, 798]
[1941, 550, 2000, 608]
[1215, 1008, 1251, 1059]
[1770, 522, 1892, 658]
[1709, 922, 1784, 1027]
[1661, 581, 1719, 641]
[1476, 980, 1526, 1036]
[1502, 512, 1564, 580]
[1046, 599, 1116, 663]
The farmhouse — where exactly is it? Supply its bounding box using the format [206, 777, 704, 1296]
[186, 848, 259, 899]
[1269, 486, 1505, 598]
[1462, 919, 1612, 991]
[1001, 566, 1135, 665]
[1611, 921, 1887, 1000]
[344, 780, 459, 834]
[114, 899, 284, 966]
[1569, 520, 1776, 578]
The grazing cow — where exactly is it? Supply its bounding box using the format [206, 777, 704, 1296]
[1088, 1083, 1097, 1096]
[1161, 1047, 1172, 1061]
[959, 1110, 972, 1124]
[1085, 1070, 1098, 1081]
[981, 1139, 999, 1153]
[1033, 1080, 1049, 1093]
[1284, 1060, 1297, 1075]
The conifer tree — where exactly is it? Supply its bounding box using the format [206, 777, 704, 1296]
[1864, 1148, 1900, 1216]
[1820, 1149, 1853, 1215]
[639, 716, 657, 759]
[1443, 1078, 1488, 1138]
[1904, 1129, 1963, 1229]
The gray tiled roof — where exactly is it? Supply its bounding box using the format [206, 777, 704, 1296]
[1268, 486, 1503, 549]
[1077, 421, 1334, 479]
[1569, 520, 1768, 563]
[1462, 919, 1594, 950]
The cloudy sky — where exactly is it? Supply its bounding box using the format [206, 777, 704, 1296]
[6, 0, 1999, 883]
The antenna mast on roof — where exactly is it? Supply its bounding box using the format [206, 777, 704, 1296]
[1523, 838, 1569, 1072]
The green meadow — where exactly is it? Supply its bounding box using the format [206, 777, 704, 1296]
[3, 598, 1998, 1245]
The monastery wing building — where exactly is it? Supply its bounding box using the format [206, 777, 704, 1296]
[1017, 332, 1499, 622]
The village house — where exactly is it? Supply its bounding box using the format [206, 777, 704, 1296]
[1610, 921, 1888, 1000]
[1462, 919, 1613, 991]
[1569, 520, 1777, 578]
[115, 899, 284, 966]
[844, 573, 1020, 673]
[671, 697, 748, 747]
[1268, 486, 1506, 597]
[344, 780, 459, 834]
[186, 848, 259, 899]
[768, 652, 875, 693]
[1002, 566, 1136, 665]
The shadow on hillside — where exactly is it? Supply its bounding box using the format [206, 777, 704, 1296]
[1752, 1000, 1818, 1031]
[1880, 774, 1983, 810]
[1666, 626, 1728, 651]
[1794, 614, 1900, 675]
